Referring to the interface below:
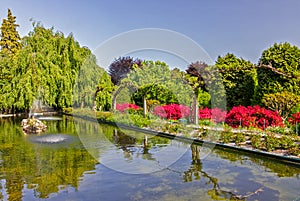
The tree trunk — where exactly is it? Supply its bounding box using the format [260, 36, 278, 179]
[112, 95, 117, 111]
[143, 96, 147, 117]
[194, 94, 199, 125]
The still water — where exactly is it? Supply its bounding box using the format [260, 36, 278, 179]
[0, 116, 300, 201]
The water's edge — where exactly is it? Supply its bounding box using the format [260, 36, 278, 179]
[67, 113, 300, 166]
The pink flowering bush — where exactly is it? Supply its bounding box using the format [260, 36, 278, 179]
[288, 112, 300, 125]
[225, 105, 284, 129]
[116, 103, 140, 113]
[198, 108, 227, 123]
[153, 104, 190, 120]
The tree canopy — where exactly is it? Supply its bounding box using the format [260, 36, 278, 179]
[108, 56, 142, 85]
[215, 53, 256, 109]
[0, 9, 21, 57]
[254, 42, 300, 104]
[125, 60, 193, 107]
[0, 21, 102, 112]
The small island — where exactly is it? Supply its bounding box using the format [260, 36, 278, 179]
[21, 116, 47, 134]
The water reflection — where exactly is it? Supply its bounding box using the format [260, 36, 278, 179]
[182, 144, 265, 200]
[0, 117, 98, 200]
[0, 116, 300, 201]
[75, 117, 189, 174]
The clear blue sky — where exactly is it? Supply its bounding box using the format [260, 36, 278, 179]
[1, 0, 300, 66]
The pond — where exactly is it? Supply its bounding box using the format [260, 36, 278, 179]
[0, 115, 300, 201]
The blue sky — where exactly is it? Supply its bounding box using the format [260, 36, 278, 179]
[1, 0, 300, 68]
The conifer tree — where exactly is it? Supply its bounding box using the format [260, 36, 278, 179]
[0, 9, 21, 57]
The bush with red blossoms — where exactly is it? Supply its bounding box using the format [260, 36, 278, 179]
[288, 112, 300, 125]
[198, 108, 227, 123]
[116, 103, 140, 113]
[225, 105, 284, 129]
[153, 104, 190, 120]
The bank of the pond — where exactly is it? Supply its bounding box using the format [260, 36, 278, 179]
[67, 113, 300, 166]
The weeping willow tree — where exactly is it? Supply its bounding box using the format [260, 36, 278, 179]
[0, 22, 102, 113]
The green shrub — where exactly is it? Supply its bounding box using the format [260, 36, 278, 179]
[287, 145, 300, 156]
[63, 107, 73, 114]
[251, 134, 262, 149]
[279, 135, 296, 149]
[234, 133, 246, 146]
[267, 126, 293, 135]
[220, 130, 233, 144]
[129, 114, 151, 128]
[265, 134, 280, 151]
[199, 119, 214, 126]
[96, 111, 112, 121]
[163, 123, 181, 134]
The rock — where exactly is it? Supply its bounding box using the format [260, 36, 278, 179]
[21, 117, 47, 134]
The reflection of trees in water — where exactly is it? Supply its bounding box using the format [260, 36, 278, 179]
[182, 144, 263, 200]
[112, 129, 156, 161]
[214, 147, 300, 178]
[0, 116, 98, 200]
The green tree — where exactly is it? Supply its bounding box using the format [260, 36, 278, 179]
[131, 83, 178, 107]
[95, 71, 114, 111]
[116, 60, 193, 115]
[0, 53, 14, 112]
[126, 60, 193, 105]
[0, 9, 21, 57]
[254, 42, 300, 104]
[215, 53, 256, 108]
[0, 23, 100, 112]
[262, 91, 300, 120]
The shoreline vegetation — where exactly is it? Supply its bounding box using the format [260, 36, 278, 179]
[63, 108, 300, 164]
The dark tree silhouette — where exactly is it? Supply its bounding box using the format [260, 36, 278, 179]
[108, 56, 142, 85]
[186, 61, 209, 92]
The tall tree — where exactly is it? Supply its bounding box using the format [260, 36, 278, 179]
[186, 62, 226, 124]
[0, 9, 21, 57]
[215, 53, 256, 108]
[186, 62, 209, 124]
[95, 71, 114, 111]
[254, 42, 300, 104]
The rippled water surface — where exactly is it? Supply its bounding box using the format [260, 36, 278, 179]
[0, 116, 300, 201]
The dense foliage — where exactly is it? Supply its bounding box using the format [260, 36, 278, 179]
[131, 83, 178, 107]
[215, 53, 256, 108]
[254, 43, 300, 104]
[225, 105, 284, 129]
[153, 104, 190, 120]
[198, 108, 226, 123]
[262, 91, 300, 120]
[125, 60, 194, 106]
[288, 112, 300, 124]
[0, 17, 107, 112]
[0, 9, 21, 57]
[108, 56, 142, 85]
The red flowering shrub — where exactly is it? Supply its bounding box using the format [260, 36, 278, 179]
[225, 105, 284, 129]
[198, 108, 226, 123]
[288, 112, 300, 125]
[116, 103, 140, 113]
[153, 104, 190, 120]
[198, 108, 211, 119]
[225, 106, 254, 128]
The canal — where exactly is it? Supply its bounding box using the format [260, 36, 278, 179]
[0, 115, 299, 201]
